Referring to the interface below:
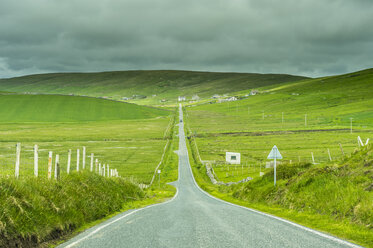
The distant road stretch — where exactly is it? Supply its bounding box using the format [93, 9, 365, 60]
[59, 105, 361, 248]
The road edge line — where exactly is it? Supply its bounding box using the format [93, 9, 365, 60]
[180, 119, 362, 248]
[63, 186, 179, 248]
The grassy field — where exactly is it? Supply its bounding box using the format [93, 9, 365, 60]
[0, 94, 174, 184]
[0, 70, 307, 105]
[186, 68, 373, 183]
[0, 94, 167, 122]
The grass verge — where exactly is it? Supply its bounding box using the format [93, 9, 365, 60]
[185, 115, 373, 248]
[0, 171, 176, 247]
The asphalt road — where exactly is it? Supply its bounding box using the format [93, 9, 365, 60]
[59, 105, 361, 248]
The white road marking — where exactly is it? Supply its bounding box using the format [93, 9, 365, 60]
[180, 120, 362, 248]
[64, 188, 179, 248]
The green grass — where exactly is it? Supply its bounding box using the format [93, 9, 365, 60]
[0, 70, 307, 105]
[186, 68, 373, 183]
[0, 93, 175, 183]
[186, 122, 373, 247]
[0, 94, 168, 122]
[0, 171, 144, 247]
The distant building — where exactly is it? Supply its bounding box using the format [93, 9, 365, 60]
[212, 94, 221, 99]
[192, 94, 200, 101]
[227, 96, 237, 101]
[178, 96, 186, 101]
[250, 90, 258, 96]
[161, 99, 167, 102]
[122, 97, 130, 100]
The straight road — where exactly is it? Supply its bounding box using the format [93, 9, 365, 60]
[59, 105, 361, 248]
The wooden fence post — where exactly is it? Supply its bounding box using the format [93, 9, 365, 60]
[34, 144, 38, 177]
[82, 146, 86, 170]
[67, 149, 71, 174]
[54, 154, 59, 179]
[327, 148, 332, 161]
[90, 153, 94, 172]
[77, 149, 80, 172]
[48, 151, 53, 179]
[57, 161, 61, 181]
[339, 143, 345, 157]
[15, 143, 21, 178]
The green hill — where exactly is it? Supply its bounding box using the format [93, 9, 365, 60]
[0, 70, 308, 105]
[0, 94, 168, 122]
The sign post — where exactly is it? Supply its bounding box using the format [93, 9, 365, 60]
[267, 145, 282, 186]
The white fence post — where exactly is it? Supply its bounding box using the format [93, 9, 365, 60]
[77, 149, 80, 172]
[99, 163, 102, 175]
[95, 159, 98, 173]
[90, 153, 94, 172]
[54, 154, 59, 179]
[48, 151, 53, 179]
[15, 143, 21, 178]
[107, 164, 109, 177]
[34, 144, 38, 177]
[82, 146, 86, 170]
[103, 164, 106, 177]
[67, 149, 71, 174]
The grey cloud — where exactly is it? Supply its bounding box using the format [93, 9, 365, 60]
[0, 0, 372, 78]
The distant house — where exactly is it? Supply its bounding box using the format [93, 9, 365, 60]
[178, 96, 186, 101]
[192, 94, 200, 101]
[122, 97, 130, 100]
[161, 99, 167, 102]
[227, 96, 237, 101]
[250, 90, 258, 96]
[212, 94, 221, 99]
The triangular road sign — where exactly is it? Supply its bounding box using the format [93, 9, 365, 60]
[267, 145, 282, 159]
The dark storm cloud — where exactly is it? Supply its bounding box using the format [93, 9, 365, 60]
[0, 0, 372, 78]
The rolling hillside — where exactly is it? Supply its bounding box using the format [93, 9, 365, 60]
[0, 70, 308, 105]
[0, 94, 168, 122]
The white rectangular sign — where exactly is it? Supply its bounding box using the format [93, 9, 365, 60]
[226, 152, 241, 164]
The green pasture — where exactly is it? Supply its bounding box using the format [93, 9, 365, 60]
[0, 94, 168, 122]
[186, 68, 373, 183]
[0, 70, 307, 105]
[0, 94, 174, 183]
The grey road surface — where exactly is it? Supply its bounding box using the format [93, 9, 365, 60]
[59, 105, 361, 248]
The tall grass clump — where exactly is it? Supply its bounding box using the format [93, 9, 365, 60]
[233, 145, 373, 228]
[0, 171, 144, 247]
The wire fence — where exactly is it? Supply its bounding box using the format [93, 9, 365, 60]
[0, 143, 119, 179]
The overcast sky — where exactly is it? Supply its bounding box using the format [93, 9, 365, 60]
[0, 0, 372, 78]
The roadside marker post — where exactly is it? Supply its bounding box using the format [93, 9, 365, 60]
[267, 145, 283, 186]
[158, 169, 161, 187]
